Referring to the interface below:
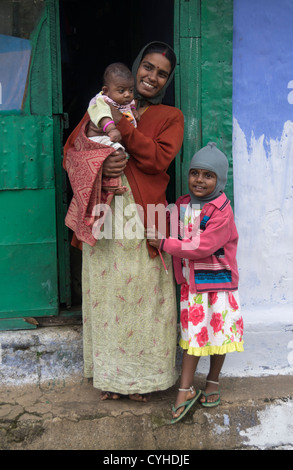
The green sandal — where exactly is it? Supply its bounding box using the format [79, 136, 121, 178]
[171, 387, 201, 424]
[201, 380, 221, 408]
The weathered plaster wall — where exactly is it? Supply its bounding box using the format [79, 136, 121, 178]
[229, 0, 293, 375]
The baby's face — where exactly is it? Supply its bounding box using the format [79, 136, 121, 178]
[105, 76, 134, 105]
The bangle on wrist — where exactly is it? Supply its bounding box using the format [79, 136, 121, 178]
[103, 120, 115, 133]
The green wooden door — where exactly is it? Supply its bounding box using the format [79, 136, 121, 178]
[173, 0, 233, 202]
[0, 0, 70, 330]
[173, 0, 233, 320]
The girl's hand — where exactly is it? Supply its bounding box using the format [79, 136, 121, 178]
[145, 226, 162, 249]
[148, 238, 161, 249]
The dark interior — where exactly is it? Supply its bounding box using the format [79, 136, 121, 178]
[60, 0, 175, 138]
[59, 0, 175, 306]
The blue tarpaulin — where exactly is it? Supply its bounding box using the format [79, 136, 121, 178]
[0, 34, 31, 110]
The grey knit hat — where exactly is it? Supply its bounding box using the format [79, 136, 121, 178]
[189, 142, 229, 208]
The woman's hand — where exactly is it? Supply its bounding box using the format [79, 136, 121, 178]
[102, 149, 127, 178]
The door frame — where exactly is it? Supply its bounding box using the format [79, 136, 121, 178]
[173, 0, 234, 203]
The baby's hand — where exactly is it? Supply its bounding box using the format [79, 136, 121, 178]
[108, 128, 122, 142]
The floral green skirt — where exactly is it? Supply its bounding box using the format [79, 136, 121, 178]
[82, 175, 178, 394]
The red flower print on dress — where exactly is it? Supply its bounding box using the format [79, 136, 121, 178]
[210, 312, 224, 334]
[228, 292, 239, 310]
[208, 292, 218, 306]
[184, 223, 199, 240]
[236, 317, 244, 336]
[180, 282, 189, 301]
[180, 308, 189, 329]
[196, 326, 209, 347]
[189, 304, 205, 326]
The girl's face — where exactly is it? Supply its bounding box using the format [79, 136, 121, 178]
[136, 52, 172, 99]
[188, 168, 217, 198]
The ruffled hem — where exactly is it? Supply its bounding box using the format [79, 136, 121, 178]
[179, 338, 244, 356]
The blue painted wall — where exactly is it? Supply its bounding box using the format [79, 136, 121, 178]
[233, 0, 293, 142]
[233, 0, 293, 313]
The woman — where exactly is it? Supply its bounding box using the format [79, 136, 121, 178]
[64, 42, 184, 401]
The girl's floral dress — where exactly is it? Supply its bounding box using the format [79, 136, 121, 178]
[179, 205, 244, 356]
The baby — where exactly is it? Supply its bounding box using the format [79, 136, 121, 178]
[86, 62, 139, 194]
[87, 62, 138, 146]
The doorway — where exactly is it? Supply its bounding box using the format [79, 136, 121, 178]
[59, 0, 175, 306]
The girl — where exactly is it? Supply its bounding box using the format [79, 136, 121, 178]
[148, 142, 244, 423]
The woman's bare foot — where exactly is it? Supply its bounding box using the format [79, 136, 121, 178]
[100, 391, 121, 400]
[128, 393, 151, 402]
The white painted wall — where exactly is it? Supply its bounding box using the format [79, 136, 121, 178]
[233, 119, 293, 310]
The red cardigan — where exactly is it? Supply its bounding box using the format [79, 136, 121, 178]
[63, 104, 184, 256]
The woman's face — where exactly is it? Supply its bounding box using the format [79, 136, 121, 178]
[136, 52, 172, 99]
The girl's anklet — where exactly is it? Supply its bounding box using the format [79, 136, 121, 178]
[178, 385, 195, 392]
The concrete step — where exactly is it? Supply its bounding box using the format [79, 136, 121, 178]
[0, 375, 292, 450]
[0, 324, 293, 451]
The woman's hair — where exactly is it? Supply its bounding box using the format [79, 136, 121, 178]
[103, 62, 133, 87]
[141, 42, 176, 72]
